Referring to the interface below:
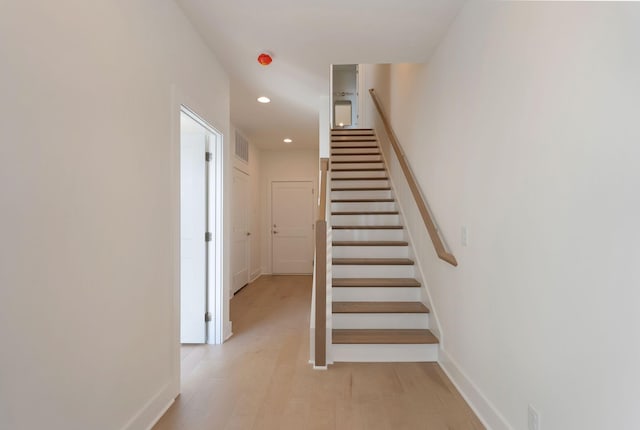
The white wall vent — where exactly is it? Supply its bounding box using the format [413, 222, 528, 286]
[235, 132, 249, 163]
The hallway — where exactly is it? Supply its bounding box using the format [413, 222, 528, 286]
[153, 275, 483, 430]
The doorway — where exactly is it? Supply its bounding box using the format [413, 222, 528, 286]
[271, 181, 314, 274]
[332, 64, 359, 128]
[179, 107, 223, 344]
[232, 168, 250, 293]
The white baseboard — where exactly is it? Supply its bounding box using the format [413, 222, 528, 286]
[120, 382, 175, 430]
[224, 321, 233, 341]
[249, 270, 262, 283]
[438, 348, 512, 430]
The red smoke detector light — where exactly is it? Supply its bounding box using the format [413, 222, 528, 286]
[257, 53, 273, 66]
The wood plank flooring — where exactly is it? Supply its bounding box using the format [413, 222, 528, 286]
[153, 275, 484, 430]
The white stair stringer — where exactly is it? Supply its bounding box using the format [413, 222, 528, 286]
[328, 129, 439, 363]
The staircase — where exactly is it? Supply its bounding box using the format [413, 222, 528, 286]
[330, 129, 439, 362]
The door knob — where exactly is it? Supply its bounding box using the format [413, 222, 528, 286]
[273, 231, 278, 234]
[246, 232, 251, 236]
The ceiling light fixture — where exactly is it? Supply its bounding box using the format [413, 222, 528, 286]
[257, 96, 271, 104]
[283, 138, 292, 143]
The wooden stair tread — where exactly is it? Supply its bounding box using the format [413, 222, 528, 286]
[332, 128, 373, 130]
[332, 241, 408, 246]
[333, 258, 414, 265]
[331, 198, 395, 202]
[331, 177, 389, 181]
[332, 211, 398, 215]
[333, 301, 429, 314]
[331, 167, 386, 172]
[332, 329, 438, 345]
[333, 278, 421, 288]
[332, 129, 373, 132]
[332, 225, 403, 230]
[331, 152, 380, 156]
[331, 160, 383, 164]
[332, 187, 391, 191]
[331, 137, 376, 140]
[331, 145, 378, 149]
[331, 141, 377, 144]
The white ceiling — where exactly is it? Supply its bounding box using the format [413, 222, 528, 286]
[176, 0, 466, 150]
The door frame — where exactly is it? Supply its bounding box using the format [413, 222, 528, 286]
[179, 105, 224, 345]
[268, 179, 315, 274]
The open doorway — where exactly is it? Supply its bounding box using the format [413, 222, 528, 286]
[179, 107, 223, 344]
[332, 64, 359, 128]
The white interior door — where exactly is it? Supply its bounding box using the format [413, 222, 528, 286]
[272, 181, 314, 274]
[180, 126, 207, 343]
[232, 168, 249, 293]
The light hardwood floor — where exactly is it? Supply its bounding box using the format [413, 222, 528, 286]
[153, 275, 484, 430]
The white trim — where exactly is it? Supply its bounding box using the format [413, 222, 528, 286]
[120, 383, 174, 430]
[439, 348, 513, 430]
[180, 105, 225, 345]
[313, 365, 328, 370]
[224, 321, 233, 341]
[357, 65, 366, 128]
[249, 270, 262, 283]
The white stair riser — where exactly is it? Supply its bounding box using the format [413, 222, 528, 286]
[332, 246, 409, 258]
[332, 287, 420, 302]
[332, 155, 382, 162]
[331, 229, 405, 241]
[331, 190, 392, 200]
[331, 143, 377, 150]
[332, 344, 438, 362]
[331, 202, 396, 212]
[331, 170, 388, 179]
[332, 265, 414, 278]
[332, 148, 380, 155]
[333, 313, 429, 329]
[330, 179, 390, 188]
[332, 214, 400, 226]
[331, 136, 375, 141]
[332, 162, 384, 170]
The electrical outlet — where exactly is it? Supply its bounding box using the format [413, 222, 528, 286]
[528, 405, 540, 430]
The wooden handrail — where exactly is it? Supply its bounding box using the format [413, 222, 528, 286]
[318, 158, 329, 221]
[314, 157, 330, 367]
[369, 89, 458, 267]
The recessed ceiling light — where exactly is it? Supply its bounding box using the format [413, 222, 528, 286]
[257, 96, 271, 104]
[283, 138, 292, 143]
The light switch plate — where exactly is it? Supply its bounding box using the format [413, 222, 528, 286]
[461, 226, 468, 247]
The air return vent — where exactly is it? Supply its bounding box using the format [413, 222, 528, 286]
[235, 132, 249, 163]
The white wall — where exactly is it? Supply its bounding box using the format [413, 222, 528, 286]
[360, 63, 390, 130]
[259, 149, 319, 273]
[0, 1, 230, 429]
[365, 3, 640, 430]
